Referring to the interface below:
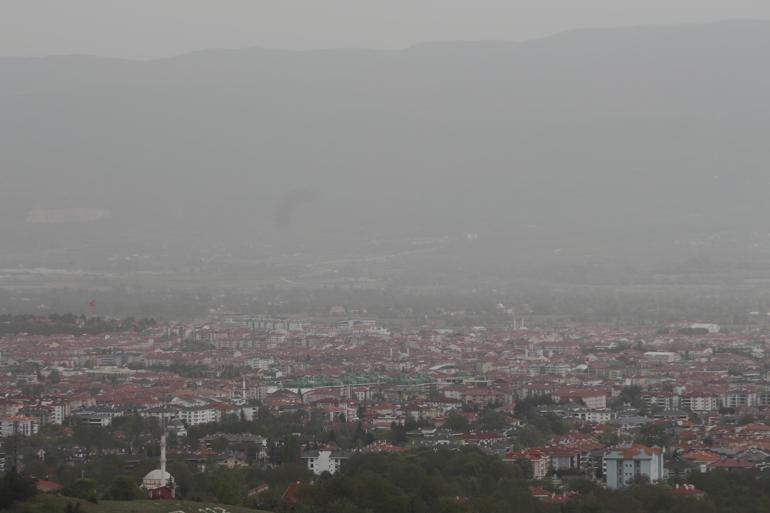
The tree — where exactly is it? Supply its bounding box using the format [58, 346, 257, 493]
[389, 422, 408, 444]
[300, 448, 537, 513]
[444, 412, 470, 433]
[211, 436, 229, 452]
[326, 498, 373, 513]
[209, 471, 243, 505]
[64, 502, 82, 513]
[512, 458, 533, 480]
[167, 461, 194, 499]
[635, 424, 671, 449]
[474, 409, 509, 432]
[269, 435, 301, 465]
[352, 422, 369, 447]
[0, 470, 37, 509]
[62, 479, 98, 501]
[103, 476, 142, 501]
[245, 488, 281, 510]
[47, 368, 61, 384]
[612, 385, 644, 410]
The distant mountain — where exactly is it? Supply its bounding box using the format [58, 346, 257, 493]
[2, 21, 770, 276]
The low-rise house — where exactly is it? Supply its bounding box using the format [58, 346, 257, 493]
[679, 450, 721, 472]
[505, 449, 550, 480]
[671, 484, 705, 499]
[709, 458, 755, 471]
[247, 483, 270, 497]
[35, 480, 64, 494]
[218, 455, 249, 469]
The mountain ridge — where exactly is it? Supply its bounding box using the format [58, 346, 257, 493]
[2, 20, 770, 280]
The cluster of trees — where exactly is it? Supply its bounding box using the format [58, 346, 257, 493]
[267, 456, 770, 513]
[562, 479, 707, 513]
[54, 456, 312, 506]
[688, 469, 770, 513]
[47, 458, 770, 513]
[187, 409, 310, 445]
[0, 470, 37, 510]
[320, 421, 376, 448]
[510, 397, 571, 449]
[610, 386, 644, 410]
[293, 447, 538, 513]
[16, 411, 319, 506]
[383, 397, 572, 451]
[0, 313, 156, 335]
[62, 475, 143, 503]
[16, 398, 770, 513]
[9, 409, 770, 513]
[440, 408, 513, 435]
[189, 410, 378, 453]
[563, 470, 770, 513]
[20, 415, 164, 459]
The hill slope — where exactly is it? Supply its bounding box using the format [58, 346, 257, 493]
[2, 21, 770, 281]
[10, 494, 267, 513]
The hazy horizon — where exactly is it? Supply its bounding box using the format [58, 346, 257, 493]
[3, 0, 770, 59]
[5, 16, 770, 319]
[4, 19, 770, 61]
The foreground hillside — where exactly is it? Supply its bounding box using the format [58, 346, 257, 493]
[9, 495, 267, 513]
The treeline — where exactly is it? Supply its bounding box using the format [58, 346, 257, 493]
[287, 461, 770, 513]
[563, 469, 770, 513]
[0, 314, 156, 335]
[11, 439, 770, 513]
[289, 447, 539, 513]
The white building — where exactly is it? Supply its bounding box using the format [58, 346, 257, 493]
[302, 450, 350, 475]
[142, 435, 175, 499]
[0, 416, 39, 437]
[49, 403, 69, 425]
[566, 408, 616, 423]
[643, 352, 681, 364]
[538, 405, 616, 423]
[680, 394, 719, 412]
[605, 445, 664, 489]
[178, 406, 221, 426]
[246, 358, 274, 370]
[690, 323, 720, 333]
[240, 405, 260, 422]
[722, 390, 758, 409]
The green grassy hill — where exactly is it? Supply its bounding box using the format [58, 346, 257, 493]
[9, 494, 269, 513]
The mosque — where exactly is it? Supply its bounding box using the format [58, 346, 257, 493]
[142, 434, 176, 500]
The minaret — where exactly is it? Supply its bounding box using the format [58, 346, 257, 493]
[160, 434, 167, 478]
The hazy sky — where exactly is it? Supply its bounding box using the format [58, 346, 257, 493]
[2, 0, 770, 59]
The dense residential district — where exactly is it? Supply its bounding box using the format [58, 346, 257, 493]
[2, 313, 770, 512]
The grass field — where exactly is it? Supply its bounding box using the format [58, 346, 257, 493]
[9, 494, 268, 513]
